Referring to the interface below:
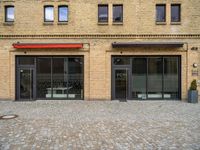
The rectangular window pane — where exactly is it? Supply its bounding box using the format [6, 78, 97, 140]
[113, 5, 123, 22]
[171, 4, 181, 22]
[68, 58, 84, 99]
[98, 5, 108, 22]
[37, 58, 52, 98]
[113, 57, 130, 65]
[156, 4, 166, 22]
[59, 6, 68, 22]
[5, 6, 14, 22]
[148, 58, 163, 99]
[164, 57, 179, 99]
[18, 57, 35, 65]
[44, 6, 54, 22]
[52, 58, 68, 98]
[132, 58, 147, 99]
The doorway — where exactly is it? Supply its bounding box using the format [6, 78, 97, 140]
[17, 67, 36, 100]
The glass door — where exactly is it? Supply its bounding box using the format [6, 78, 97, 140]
[17, 68, 35, 100]
[114, 69, 129, 99]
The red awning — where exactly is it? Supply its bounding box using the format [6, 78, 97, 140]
[13, 43, 83, 49]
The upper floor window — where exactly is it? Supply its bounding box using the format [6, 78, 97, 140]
[5, 6, 14, 22]
[171, 4, 181, 22]
[156, 4, 166, 22]
[98, 4, 108, 23]
[58, 5, 68, 22]
[44, 6, 54, 22]
[113, 5, 123, 23]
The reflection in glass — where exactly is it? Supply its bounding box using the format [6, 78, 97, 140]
[171, 4, 181, 22]
[5, 6, 14, 22]
[148, 58, 163, 99]
[20, 69, 33, 99]
[164, 58, 179, 99]
[68, 58, 84, 99]
[115, 70, 128, 99]
[114, 58, 130, 65]
[113, 5, 123, 22]
[58, 6, 68, 22]
[37, 58, 51, 98]
[19, 57, 35, 65]
[52, 58, 68, 98]
[44, 6, 54, 22]
[132, 58, 147, 99]
[156, 5, 166, 22]
[98, 5, 108, 22]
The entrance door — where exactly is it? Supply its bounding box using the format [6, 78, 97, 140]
[17, 68, 35, 100]
[113, 69, 129, 99]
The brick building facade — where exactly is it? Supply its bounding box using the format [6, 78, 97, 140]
[0, 0, 200, 101]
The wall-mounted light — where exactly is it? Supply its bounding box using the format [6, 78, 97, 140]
[193, 63, 198, 68]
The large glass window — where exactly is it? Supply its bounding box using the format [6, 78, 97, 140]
[98, 5, 108, 22]
[112, 56, 180, 100]
[171, 4, 181, 22]
[58, 6, 68, 22]
[113, 5, 123, 23]
[132, 58, 147, 99]
[164, 57, 179, 99]
[44, 6, 54, 22]
[68, 58, 84, 99]
[36, 57, 83, 100]
[5, 6, 14, 22]
[52, 58, 67, 98]
[148, 58, 163, 99]
[156, 4, 166, 22]
[37, 58, 52, 99]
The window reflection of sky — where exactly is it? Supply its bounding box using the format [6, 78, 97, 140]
[59, 7, 68, 21]
[45, 7, 54, 21]
[7, 7, 14, 21]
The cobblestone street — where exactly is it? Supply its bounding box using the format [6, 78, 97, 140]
[0, 100, 200, 150]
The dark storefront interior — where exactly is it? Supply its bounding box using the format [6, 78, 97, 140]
[16, 56, 84, 100]
[112, 56, 181, 100]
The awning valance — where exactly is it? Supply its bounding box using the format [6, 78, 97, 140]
[13, 43, 83, 49]
[112, 42, 184, 48]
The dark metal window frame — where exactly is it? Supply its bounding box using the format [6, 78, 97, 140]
[156, 4, 166, 22]
[5, 5, 14, 22]
[113, 4, 123, 23]
[58, 5, 68, 22]
[44, 5, 54, 22]
[16, 56, 84, 101]
[98, 4, 109, 23]
[171, 4, 181, 22]
[111, 56, 181, 100]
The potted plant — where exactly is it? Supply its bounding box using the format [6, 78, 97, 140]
[188, 79, 198, 103]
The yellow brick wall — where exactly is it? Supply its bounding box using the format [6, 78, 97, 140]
[0, 0, 200, 101]
[0, 0, 200, 34]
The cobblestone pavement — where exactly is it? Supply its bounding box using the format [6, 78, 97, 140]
[0, 100, 200, 150]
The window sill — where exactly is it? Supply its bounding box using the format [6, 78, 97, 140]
[156, 22, 167, 25]
[57, 22, 68, 25]
[112, 22, 123, 25]
[43, 22, 54, 25]
[171, 22, 181, 25]
[3, 22, 14, 26]
[98, 22, 109, 25]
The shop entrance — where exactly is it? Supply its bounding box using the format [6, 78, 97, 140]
[112, 56, 181, 100]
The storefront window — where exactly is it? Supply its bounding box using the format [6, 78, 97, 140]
[147, 58, 163, 99]
[37, 58, 52, 98]
[132, 58, 147, 99]
[163, 57, 179, 99]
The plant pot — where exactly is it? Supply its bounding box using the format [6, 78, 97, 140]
[188, 90, 198, 103]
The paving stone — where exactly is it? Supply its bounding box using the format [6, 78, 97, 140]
[0, 101, 200, 149]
